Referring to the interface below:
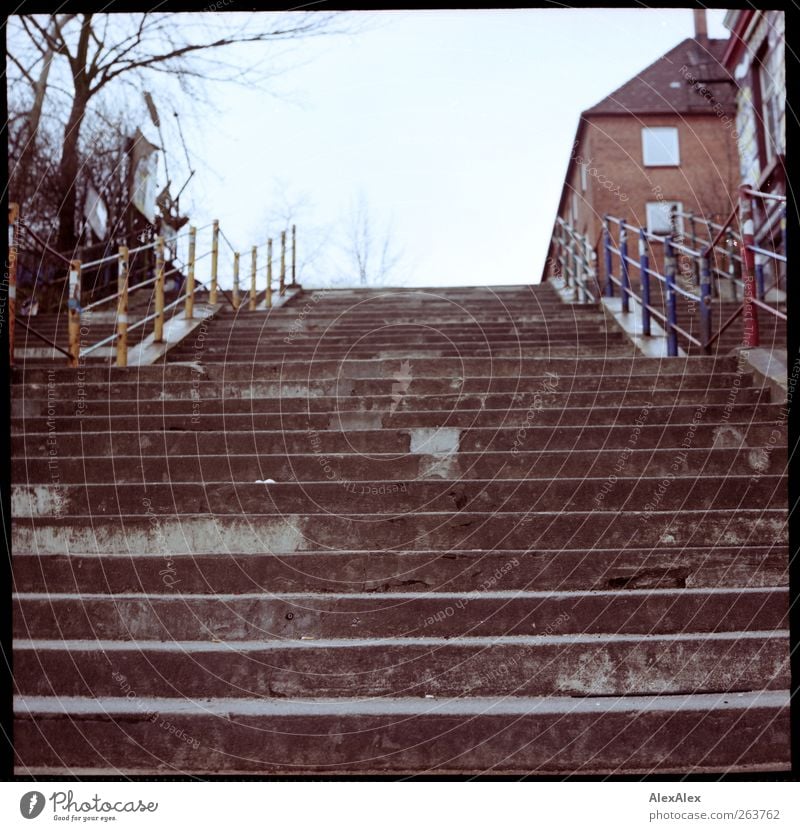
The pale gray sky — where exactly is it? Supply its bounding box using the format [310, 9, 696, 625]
[176, 8, 729, 289]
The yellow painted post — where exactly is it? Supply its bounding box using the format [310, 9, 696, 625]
[154, 236, 165, 342]
[232, 252, 241, 309]
[291, 224, 296, 286]
[249, 246, 257, 311]
[210, 220, 219, 305]
[185, 225, 196, 319]
[279, 230, 286, 296]
[116, 246, 129, 367]
[67, 260, 82, 368]
[265, 238, 273, 309]
[8, 203, 19, 366]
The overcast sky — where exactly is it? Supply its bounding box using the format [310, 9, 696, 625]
[176, 8, 729, 289]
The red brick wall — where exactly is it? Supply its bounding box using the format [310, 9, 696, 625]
[548, 112, 740, 291]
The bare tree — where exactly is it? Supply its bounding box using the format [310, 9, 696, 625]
[339, 192, 404, 286]
[7, 12, 340, 251]
[255, 181, 333, 287]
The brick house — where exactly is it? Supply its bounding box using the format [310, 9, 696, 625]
[543, 11, 740, 285]
[720, 10, 785, 244]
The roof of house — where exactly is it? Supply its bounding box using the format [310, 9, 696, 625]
[584, 36, 737, 116]
[542, 36, 737, 282]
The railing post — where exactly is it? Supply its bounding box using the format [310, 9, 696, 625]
[67, 260, 82, 368]
[688, 212, 700, 284]
[8, 203, 19, 366]
[249, 246, 257, 311]
[291, 224, 296, 287]
[280, 230, 286, 296]
[582, 233, 591, 303]
[154, 236, 165, 342]
[639, 229, 650, 337]
[185, 225, 196, 320]
[210, 219, 219, 305]
[739, 185, 760, 348]
[699, 253, 712, 353]
[755, 254, 766, 301]
[116, 245, 129, 367]
[780, 205, 786, 291]
[232, 252, 241, 309]
[664, 238, 678, 357]
[725, 229, 738, 301]
[619, 221, 630, 313]
[603, 217, 614, 297]
[265, 238, 273, 309]
[566, 231, 576, 299]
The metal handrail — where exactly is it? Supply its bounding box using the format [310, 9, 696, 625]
[82, 251, 123, 270]
[742, 188, 787, 202]
[596, 184, 785, 356]
[82, 272, 162, 314]
[748, 245, 786, 263]
[552, 216, 600, 302]
[15, 315, 74, 359]
[9, 207, 298, 368]
[17, 221, 73, 264]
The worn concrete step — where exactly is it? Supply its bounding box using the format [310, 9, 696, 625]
[13, 354, 744, 386]
[14, 446, 786, 485]
[14, 545, 786, 595]
[13, 690, 790, 774]
[12, 586, 787, 640]
[12, 476, 786, 518]
[209, 309, 603, 325]
[177, 324, 622, 339]
[167, 345, 633, 361]
[13, 402, 782, 436]
[15, 631, 789, 699]
[253, 321, 609, 333]
[14, 420, 786, 459]
[270, 304, 588, 315]
[178, 325, 615, 341]
[13, 509, 787, 554]
[14, 386, 768, 419]
[174, 330, 619, 347]
[14, 372, 756, 408]
[270, 301, 577, 313]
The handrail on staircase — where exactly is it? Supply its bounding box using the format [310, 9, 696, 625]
[549, 216, 601, 302]
[594, 184, 786, 356]
[8, 204, 299, 368]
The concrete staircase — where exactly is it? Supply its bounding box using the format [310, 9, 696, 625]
[12, 283, 789, 774]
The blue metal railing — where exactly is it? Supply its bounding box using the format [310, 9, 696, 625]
[599, 185, 786, 356]
[550, 217, 601, 302]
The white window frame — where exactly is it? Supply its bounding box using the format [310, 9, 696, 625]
[645, 201, 684, 235]
[641, 127, 680, 166]
[580, 162, 587, 192]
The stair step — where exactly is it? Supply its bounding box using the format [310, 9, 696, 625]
[11, 476, 786, 517]
[14, 421, 786, 456]
[13, 546, 787, 594]
[14, 354, 745, 385]
[14, 631, 789, 699]
[12, 387, 768, 418]
[13, 586, 787, 640]
[13, 509, 787, 554]
[14, 691, 790, 774]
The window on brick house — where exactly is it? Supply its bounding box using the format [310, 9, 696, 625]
[753, 42, 781, 167]
[645, 201, 684, 235]
[641, 127, 680, 166]
[580, 163, 587, 192]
